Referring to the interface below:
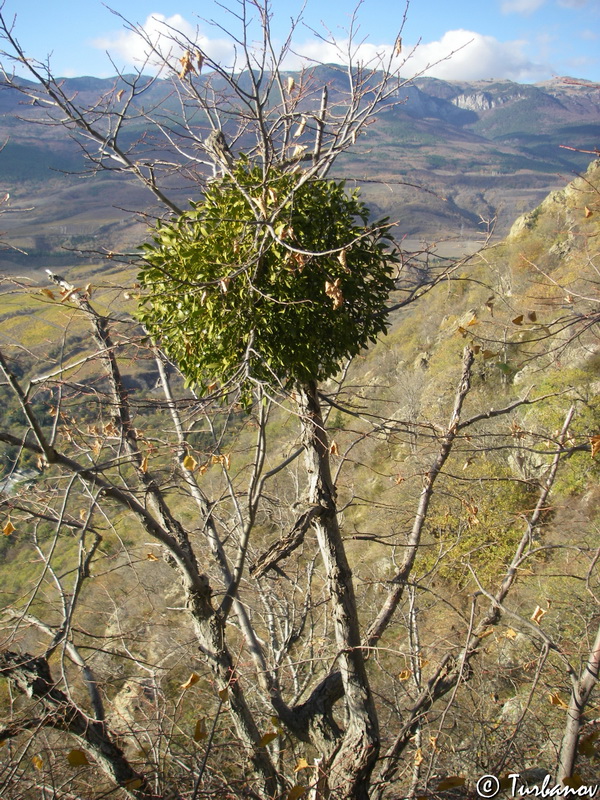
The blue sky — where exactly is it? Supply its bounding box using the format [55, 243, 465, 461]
[2, 0, 599, 83]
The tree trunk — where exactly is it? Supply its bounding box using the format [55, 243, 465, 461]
[296, 381, 379, 799]
[557, 622, 600, 783]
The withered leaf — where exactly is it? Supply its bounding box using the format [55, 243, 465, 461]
[183, 454, 198, 471]
[180, 672, 200, 690]
[67, 749, 89, 767]
[325, 278, 343, 310]
[194, 718, 207, 741]
[287, 787, 307, 800]
[179, 51, 197, 79]
[437, 777, 466, 791]
[531, 605, 547, 625]
[549, 691, 568, 709]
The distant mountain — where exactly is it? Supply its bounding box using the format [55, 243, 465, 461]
[0, 71, 597, 271]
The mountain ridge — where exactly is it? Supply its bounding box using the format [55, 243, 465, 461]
[0, 69, 597, 270]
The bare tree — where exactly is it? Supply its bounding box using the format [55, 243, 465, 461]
[1, 3, 599, 799]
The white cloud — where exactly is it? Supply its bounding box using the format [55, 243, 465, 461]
[288, 30, 547, 82]
[93, 13, 235, 72]
[403, 30, 547, 81]
[501, 0, 546, 14]
[93, 16, 548, 84]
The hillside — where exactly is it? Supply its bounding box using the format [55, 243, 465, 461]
[1, 115, 599, 799]
[0, 71, 598, 275]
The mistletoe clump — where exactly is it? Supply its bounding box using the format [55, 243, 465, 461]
[138, 163, 397, 399]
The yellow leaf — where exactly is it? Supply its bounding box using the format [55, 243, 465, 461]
[67, 749, 89, 767]
[3, 519, 15, 536]
[219, 277, 230, 293]
[584, 206, 593, 218]
[531, 605, 547, 625]
[512, 315, 524, 325]
[140, 455, 149, 474]
[398, 669, 412, 681]
[40, 288, 55, 299]
[32, 754, 43, 770]
[590, 435, 600, 458]
[414, 747, 423, 766]
[338, 249, 348, 269]
[116, 89, 124, 102]
[180, 672, 200, 690]
[218, 687, 229, 702]
[457, 326, 468, 337]
[478, 627, 494, 639]
[294, 757, 310, 772]
[183, 454, 198, 471]
[504, 628, 518, 640]
[394, 474, 405, 485]
[146, 552, 160, 562]
[329, 440, 339, 456]
[179, 50, 196, 79]
[325, 278, 343, 310]
[549, 691, 568, 709]
[437, 776, 465, 790]
[259, 731, 278, 747]
[467, 316, 478, 326]
[286, 76, 295, 93]
[287, 786, 307, 800]
[197, 52, 204, 72]
[194, 718, 207, 741]
[394, 35, 402, 56]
